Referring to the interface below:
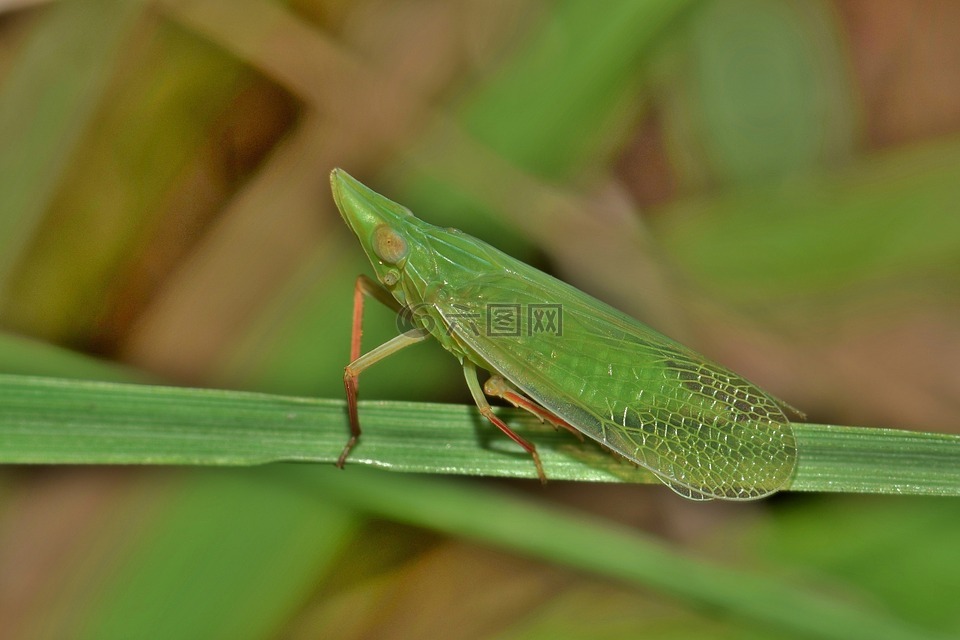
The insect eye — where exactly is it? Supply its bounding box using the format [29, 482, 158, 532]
[372, 225, 408, 264]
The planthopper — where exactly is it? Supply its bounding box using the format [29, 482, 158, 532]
[330, 168, 799, 500]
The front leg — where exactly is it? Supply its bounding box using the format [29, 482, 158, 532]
[340, 275, 427, 468]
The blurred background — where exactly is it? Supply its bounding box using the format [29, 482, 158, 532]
[1, 0, 959, 637]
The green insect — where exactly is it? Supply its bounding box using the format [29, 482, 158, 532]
[331, 168, 799, 500]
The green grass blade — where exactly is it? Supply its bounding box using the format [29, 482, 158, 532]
[459, 0, 699, 179]
[0, 333, 148, 382]
[789, 423, 960, 495]
[300, 467, 939, 640]
[67, 468, 356, 640]
[2, 374, 958, 497]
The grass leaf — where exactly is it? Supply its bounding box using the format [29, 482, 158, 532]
[2, 373, 958, 497]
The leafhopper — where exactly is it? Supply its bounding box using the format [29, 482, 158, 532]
[331, 169, 798, 500]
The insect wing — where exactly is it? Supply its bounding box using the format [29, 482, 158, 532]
[435, 268, 798, 500]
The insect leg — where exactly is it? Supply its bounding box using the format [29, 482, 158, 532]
[350, 274, 405, 363]
[483, 375, 584, 442]
[340, 275, 427, 468]
[463, 361, 547, 483]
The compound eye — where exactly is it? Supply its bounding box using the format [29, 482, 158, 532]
[372, 225, 408, 264]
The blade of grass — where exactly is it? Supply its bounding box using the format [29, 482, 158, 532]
[458, 0, 700, 180]
[2, 373, 959, 496]
[0, 333, 148, 382]
[63, 468, 356, 640]
[295, 466, 940, 640]
[0, 337, 947, 638]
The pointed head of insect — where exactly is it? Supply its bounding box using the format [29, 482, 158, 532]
[331, 168, 503, 329]
[330, 168, 427, 300]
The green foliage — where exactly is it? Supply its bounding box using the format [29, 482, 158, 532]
[2, 373, 960, 497]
